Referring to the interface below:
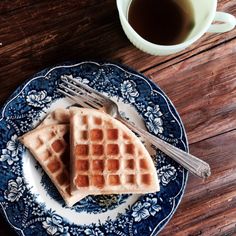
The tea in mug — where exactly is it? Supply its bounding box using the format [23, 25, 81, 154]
[128, 0, 195, 45]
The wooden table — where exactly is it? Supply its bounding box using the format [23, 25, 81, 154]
[0, 1, 235, 235]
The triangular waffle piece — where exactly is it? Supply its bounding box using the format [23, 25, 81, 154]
[70, 107, 160, 195]
[20, 122, 86, 206]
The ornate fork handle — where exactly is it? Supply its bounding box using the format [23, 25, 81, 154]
[117, 116, 211, 178]
[58, 77, 211, 178]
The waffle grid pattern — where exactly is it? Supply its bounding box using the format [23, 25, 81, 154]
[72, 114, 153, 191]
[39, 108, 70, 127]
[28, 126, 71, 196]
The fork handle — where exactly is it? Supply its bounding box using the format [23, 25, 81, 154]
[117, 117, 211, 178]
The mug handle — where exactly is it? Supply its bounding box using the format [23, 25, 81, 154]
[207, 12, 236, 33]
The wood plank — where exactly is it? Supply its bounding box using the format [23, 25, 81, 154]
[1, 37, 235, 142]
[0, 0, 117, 51]
[148, 38, 236, 144]
[159, 130, 236, 236]
[0, 0, 235, 102]
[0, 0, 120, 105]
[0, 0, 235, 70]
[0, 213, 16, 236]
[114, 0, 236, 71]
[0, 1, 235, 236]
[0, 0, 39, 14]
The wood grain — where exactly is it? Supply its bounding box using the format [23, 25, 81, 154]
[0, 0, 235, 236]
[0, 0, 39, 14]
[159, 130, 236, 236]
[0, 0, 236, 105]
[148, 38, 236, 144]
[0, 212, 16, 236]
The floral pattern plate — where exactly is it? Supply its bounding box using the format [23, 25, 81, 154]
[0, 61, 188, 236]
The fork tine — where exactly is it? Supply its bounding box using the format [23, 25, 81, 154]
[61, 79, 104, 107]
[58, 84, 101, 109]
[59, 83, 101, 109]
[57, 88, 90, 108]
[63, 76, 108, 103]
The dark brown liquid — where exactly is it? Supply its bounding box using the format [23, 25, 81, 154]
[128, 0, 195, 45]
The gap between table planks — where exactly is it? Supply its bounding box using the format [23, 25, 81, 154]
[159, 130, 236, 236]
[1, 33, 235, 146]
[0, 0, 235, 236]
[1, 129, 235, 236]
[0, 1, 235, 105]
[148, 38, 236, 144]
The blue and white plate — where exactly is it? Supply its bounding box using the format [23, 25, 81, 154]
[0, 61, 188, 236]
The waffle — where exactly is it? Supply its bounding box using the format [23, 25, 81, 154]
[38, 108, 70, 128]
[20, 110, 87, 207]
[70, 107, 160, 196]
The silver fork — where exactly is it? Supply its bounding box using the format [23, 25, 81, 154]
[58, 76, 211, 178]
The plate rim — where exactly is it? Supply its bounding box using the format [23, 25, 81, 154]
[0, 60, 189, 236]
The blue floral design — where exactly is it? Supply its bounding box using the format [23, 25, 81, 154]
[136, 102, 146, 112]
[158, 164, 177, 186]
[120, 80, 139, 103]
[144, 105, 163, 119]
[145, 104, 164, 135]
[23, 194, 35, 207]
[26, 90, 52, 107]
[76, 76, 90, 84]
[32, 204, 44, 216]
[4, 177, 25, 202]
[104, 218, 116, 233]
[0, 134, 22, 165]
[115, 215, 129, 228]
[11, 162, 22, 175]
[61, 75, 90, 85]
[70, 227, 84, 235]
[0, 61, 188, 236]
[42, 215, 70, 236]
[6, 134, 23, 156]
[84, 227, 104, 236]
[131, 198, 161, 222]
[146, 198, 162, 216]
[132, 201, 151, 222]
[146, 117, 164, 135]
[0, 149, 18, 165]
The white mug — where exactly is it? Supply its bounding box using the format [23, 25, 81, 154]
[116, 0, 236, 56]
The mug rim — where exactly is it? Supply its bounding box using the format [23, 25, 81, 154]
[116, 0, 218, 49]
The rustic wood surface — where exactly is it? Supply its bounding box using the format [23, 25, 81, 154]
[0, 0, 235, 235]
